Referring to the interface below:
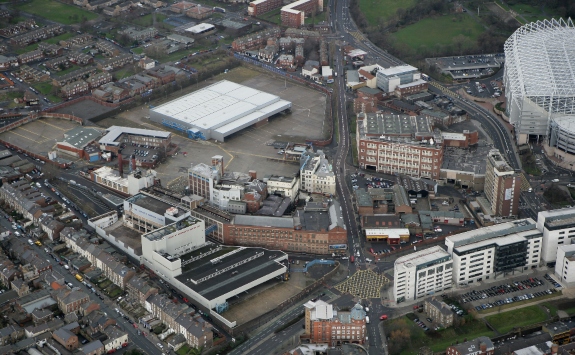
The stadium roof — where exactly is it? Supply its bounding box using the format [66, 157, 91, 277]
[504, 18, 575, 98]
[99, 126, 171, 147]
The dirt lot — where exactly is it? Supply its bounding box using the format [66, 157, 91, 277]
[0, 117, 82, 156]
[95, 66, 329, 188]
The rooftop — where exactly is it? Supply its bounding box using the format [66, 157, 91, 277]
[184, 23, 215, 34]
[143, 216, 201, 241]
[395, 246, 451, 271]
[126, 193, 174, 216]
[99, 126, 171, 147]
[60, 127, 102, 149]
[175, 246, 287, 301]
[378, 65, 417, 77]
[441, 144, 491, 175]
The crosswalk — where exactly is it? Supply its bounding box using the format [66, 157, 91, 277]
[429, 81, 462, 99]
[349, 31, 365, 41]
[519, 172, 532, 191]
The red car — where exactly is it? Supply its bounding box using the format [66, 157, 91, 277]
[183, 297, 189, 303]
[369, 248, 374, 254]
[380, 315, 388, 320]
[133, 323, 138, 328]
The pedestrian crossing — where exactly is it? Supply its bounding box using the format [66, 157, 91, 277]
[349, 31, 365, 41]
[519, 172, 532, 191]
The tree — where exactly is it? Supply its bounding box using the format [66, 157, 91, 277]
[452, 34, 468, 55]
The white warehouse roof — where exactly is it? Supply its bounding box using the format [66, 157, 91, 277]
[185, 23, 215, 34]
[150, 80, 291, 141]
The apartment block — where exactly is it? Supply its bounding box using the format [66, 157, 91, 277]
[536, 208, 575, 265]
[484, 149, 521, 217]
[248, 0, 283, 16]
[445, 219, 542, 286]
[281, 0, 323, 28]
[300, 149, 336, 195]
[393, 246, 453, 303]
[356, 113, 444, 179]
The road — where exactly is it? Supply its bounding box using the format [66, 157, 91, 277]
[21, 239, 162, 354]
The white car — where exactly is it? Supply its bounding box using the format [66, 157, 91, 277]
[435, 228, 443, 233]
[442, 201, 449, 206]
[365, 258, 372, 263]
[341, 256, 349, 260]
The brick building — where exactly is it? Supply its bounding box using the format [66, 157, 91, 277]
[356, 113, 444, 180]
[424, 297, 454, 327]
[224, 200, 346, 255]
[61, 80, 89, 97]
[248, 0, 283, 16]
[446, 337, 494, 355]
[281, 0, 323, 28]
[441, 130, 479, 148]
[231, 28, 280, 52]
[303, 300, 367, 346]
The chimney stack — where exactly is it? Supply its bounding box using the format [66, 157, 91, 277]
[249, 170, 257, 180]
[480, 343, 487, 354]
[118, 155, 123, 176]
[551, 343, 559, 354]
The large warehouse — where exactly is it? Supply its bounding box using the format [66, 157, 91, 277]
[504, 18, 575, 145]
[149, 80, 292, 141]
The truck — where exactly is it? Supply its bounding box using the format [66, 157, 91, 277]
[75, 274, 84, 282]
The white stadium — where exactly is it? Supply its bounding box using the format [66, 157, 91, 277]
[504, 18, 575, 146]
[149, 80, 292, 141]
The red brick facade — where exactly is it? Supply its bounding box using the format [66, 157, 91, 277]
[281, 0, 322, 27]
[224, 224, 346, 255]
[248, 0, 283, 17]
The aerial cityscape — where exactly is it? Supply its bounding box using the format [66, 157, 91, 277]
[0, 0, 571, 354]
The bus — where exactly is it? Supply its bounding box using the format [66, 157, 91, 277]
[75, 274, 84, 282]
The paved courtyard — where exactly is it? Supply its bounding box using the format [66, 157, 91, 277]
[335, 269, 389, 300]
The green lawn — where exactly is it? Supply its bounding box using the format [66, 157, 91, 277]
[393, 15, 485, 50]
[32, 81, 53, 95]
[485, 305, 548, 334]
[129, 13, 167, 27]
[17, 0, 98, 25]
[14, 43, 38, 55]
[305, 11, 327, 24]
[55, 65, 80, 77]
[45, 32, 74, 45]
[132, 47, 144, 55]
[359, 0, 416, 26]
[258, 8, 281, 25]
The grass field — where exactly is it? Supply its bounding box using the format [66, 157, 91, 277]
[359, 0, 416, 26]
[17, 0, 98, 25]
[485, 305, 548, 334]
[129, 13, 167, 27]
[305, 11, 326, 24]
[45, 32, 74, 45]
[393, 15, 485, 50]
[14, 43, 38, 55]
[258, 8, 281, 25]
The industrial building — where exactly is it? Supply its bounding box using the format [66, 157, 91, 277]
[536, 207, 575, 265]
[445, 219, 542, 285]
[98, 126, 172, 154]
[150, 80, 292, 141]
[90, 166, 157, 196]
[56, 127, 102, 160]
[393, 246, 453, 303]
[504, 18, 575, 145]
[356, 113, 444, 179]
[483, 149, 521, 217]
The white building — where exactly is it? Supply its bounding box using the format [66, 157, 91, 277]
[92, 166, 157, 196]
[536, 208, 575, 265]
[266, 175, 299, 200]
[375, 65, 420, 93]
[124, 193, 190, 233]
[555, 244, 575, 286]
[445, 219, 542, 286]
[393, 246, 453, 302]
[300, 150, 336, 196]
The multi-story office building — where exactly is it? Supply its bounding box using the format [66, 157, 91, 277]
[303, 300, 367, 346]
[445, 219, 542, 285]
[484, 149, 521, 217]
[393, 246, 453, 303]
[537, 207, 575, 265]
[356, 113, 444, 179]
[375, 65, 420, 93]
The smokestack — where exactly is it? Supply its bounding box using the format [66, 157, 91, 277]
[551, 343, 559, 354]
[249, 170, 257, 180]
[131, 155, 136, 173]
[118, 155, 123, 176]
[480, 343, 487, 354]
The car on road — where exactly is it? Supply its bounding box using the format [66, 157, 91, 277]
[380, 314, 388, 320]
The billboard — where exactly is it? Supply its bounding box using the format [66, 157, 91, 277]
[504, 188, 513, 201]
[329, 244, 348, 250]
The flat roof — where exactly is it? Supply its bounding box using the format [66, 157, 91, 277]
[395, 246, 450, 271]
[152, 80, 291, 138]
[185, 23, 215, 34]
[441, 144, 491, 175]
[100, 126, 171, 147]
[378, 65, 417, 77]
[233, 215, 294, 228]
[126, 193, 173, 216]
[447, 219, 538, 249]
[175, 246, 286, 300]
[61, 127, 102, 149]
[362, 113, 431, 136]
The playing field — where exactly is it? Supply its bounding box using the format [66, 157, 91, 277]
[359, 0, 416, 26]
[17, 0, 98, 25]
[393, 15, 485, 50]
[484, 305, 548, 334]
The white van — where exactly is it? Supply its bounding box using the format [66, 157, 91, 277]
[27, 239, 33, 245]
